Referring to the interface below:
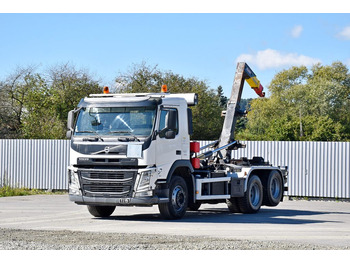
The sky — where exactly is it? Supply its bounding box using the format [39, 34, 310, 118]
[1, 2, 350, 99]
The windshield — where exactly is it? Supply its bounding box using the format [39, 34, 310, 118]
[74, 107, 156, 137]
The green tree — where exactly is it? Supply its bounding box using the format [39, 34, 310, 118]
[20, 74, 65, 139]
[0, 66, 39, 138]
[217, 85, 228, 108]
[0, 63, 102, 139]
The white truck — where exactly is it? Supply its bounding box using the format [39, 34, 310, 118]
[67, 62, 288, 219]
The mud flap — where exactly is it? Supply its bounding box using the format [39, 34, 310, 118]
[230, 178, 245, 197]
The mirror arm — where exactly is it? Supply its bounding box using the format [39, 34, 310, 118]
[153, 130, 159, 138]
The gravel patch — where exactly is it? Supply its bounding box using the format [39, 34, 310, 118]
[0, 228, 347, 250]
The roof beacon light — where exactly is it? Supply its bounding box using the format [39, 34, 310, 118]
[103, 86, 109, 94]
[161, 84, 168, 93]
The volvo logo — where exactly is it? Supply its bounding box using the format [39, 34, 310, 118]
[104, 146, 110, 154]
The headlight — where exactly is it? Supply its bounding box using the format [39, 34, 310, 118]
[68, 170, 81, 196]
[137, 171, 151, 191]
[134, 170, 154, 197]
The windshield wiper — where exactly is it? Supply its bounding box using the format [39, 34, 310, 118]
[109, 131, 140, 142]
[76, 131, 104, 142]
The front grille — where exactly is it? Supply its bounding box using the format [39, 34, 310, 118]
[84, 185, 131, 196]
[82, 171, 134, 181]
[79, 169, 137, 198]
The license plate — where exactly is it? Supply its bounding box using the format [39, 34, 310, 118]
[118, 198, 131, 204]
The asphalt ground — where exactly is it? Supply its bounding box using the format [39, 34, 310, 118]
[0, 194, 349, 249]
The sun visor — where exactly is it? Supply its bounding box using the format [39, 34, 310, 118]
[78, 97, 160, 108]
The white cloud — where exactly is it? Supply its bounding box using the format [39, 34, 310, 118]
[236, 49, 322, 70]
[338, 26, 350, 40]
[291, 25, 303, 38]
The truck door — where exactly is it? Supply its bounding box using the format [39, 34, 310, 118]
[155, 107, 182, 176]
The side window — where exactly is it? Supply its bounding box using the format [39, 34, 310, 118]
[159, 108, 178, 138]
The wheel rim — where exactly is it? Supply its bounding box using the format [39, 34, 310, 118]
[172, 185, 186, 212]
[270, 177, 281, 199]
[250, 183, 261, 207]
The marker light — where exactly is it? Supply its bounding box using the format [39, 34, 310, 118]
[103, 86, 109, 94]
[161, 84, 167, 93]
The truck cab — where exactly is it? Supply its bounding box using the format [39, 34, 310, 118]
[67, 90, 197, 218]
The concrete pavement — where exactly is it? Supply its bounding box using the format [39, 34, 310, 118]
[0, 194, 349, 248]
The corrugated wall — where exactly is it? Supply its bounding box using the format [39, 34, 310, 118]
[0, 139, 349, 198]
[0, 139, 70, 190]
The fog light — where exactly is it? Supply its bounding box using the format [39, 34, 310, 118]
[135, 190, 153, 197]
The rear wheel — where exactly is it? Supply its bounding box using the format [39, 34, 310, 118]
[263, 170, 283, 206]
[87, 205, 116, 217]
[158, 176, 188, 219]
[237, 175, 263, 213]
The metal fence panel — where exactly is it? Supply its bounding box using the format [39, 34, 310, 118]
[1, 139, 349, 198]
[0, 139, 70, 190]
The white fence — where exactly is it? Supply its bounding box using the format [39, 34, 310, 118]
[0, 139, 70, 190]
[1, 139, 349, 198]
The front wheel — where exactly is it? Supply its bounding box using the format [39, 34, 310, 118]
[237, 175, 263, 213]
[87, 205, 116, 217]
[158, 176, 188, 219]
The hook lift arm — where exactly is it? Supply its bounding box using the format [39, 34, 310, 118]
[215, 62, 265, 161]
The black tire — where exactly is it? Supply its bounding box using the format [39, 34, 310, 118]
[237, 175, 263, 214]
[226, 197, 241, 213]
[87, 205, 116, 217]
[263, 170, 283, 206]
[158, 176, 188, 219]
[188, 202, 201, 211]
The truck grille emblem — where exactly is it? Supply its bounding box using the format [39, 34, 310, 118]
[104, 146, 110, 154]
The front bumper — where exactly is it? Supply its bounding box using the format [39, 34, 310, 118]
[68, 165, 165, 205]
[69, 194, 169, 206]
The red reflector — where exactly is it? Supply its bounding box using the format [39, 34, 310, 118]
[190, 142, 200, 153]
[191, 158, 200, 169]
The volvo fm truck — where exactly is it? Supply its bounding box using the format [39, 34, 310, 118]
[67, 62, 288, 219]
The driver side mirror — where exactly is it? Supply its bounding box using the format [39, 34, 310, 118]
[164, 130, 176, 139]
[67, 110, 74, 131]
[66, 130, 72, 139]
[67, 110, 75, 139]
